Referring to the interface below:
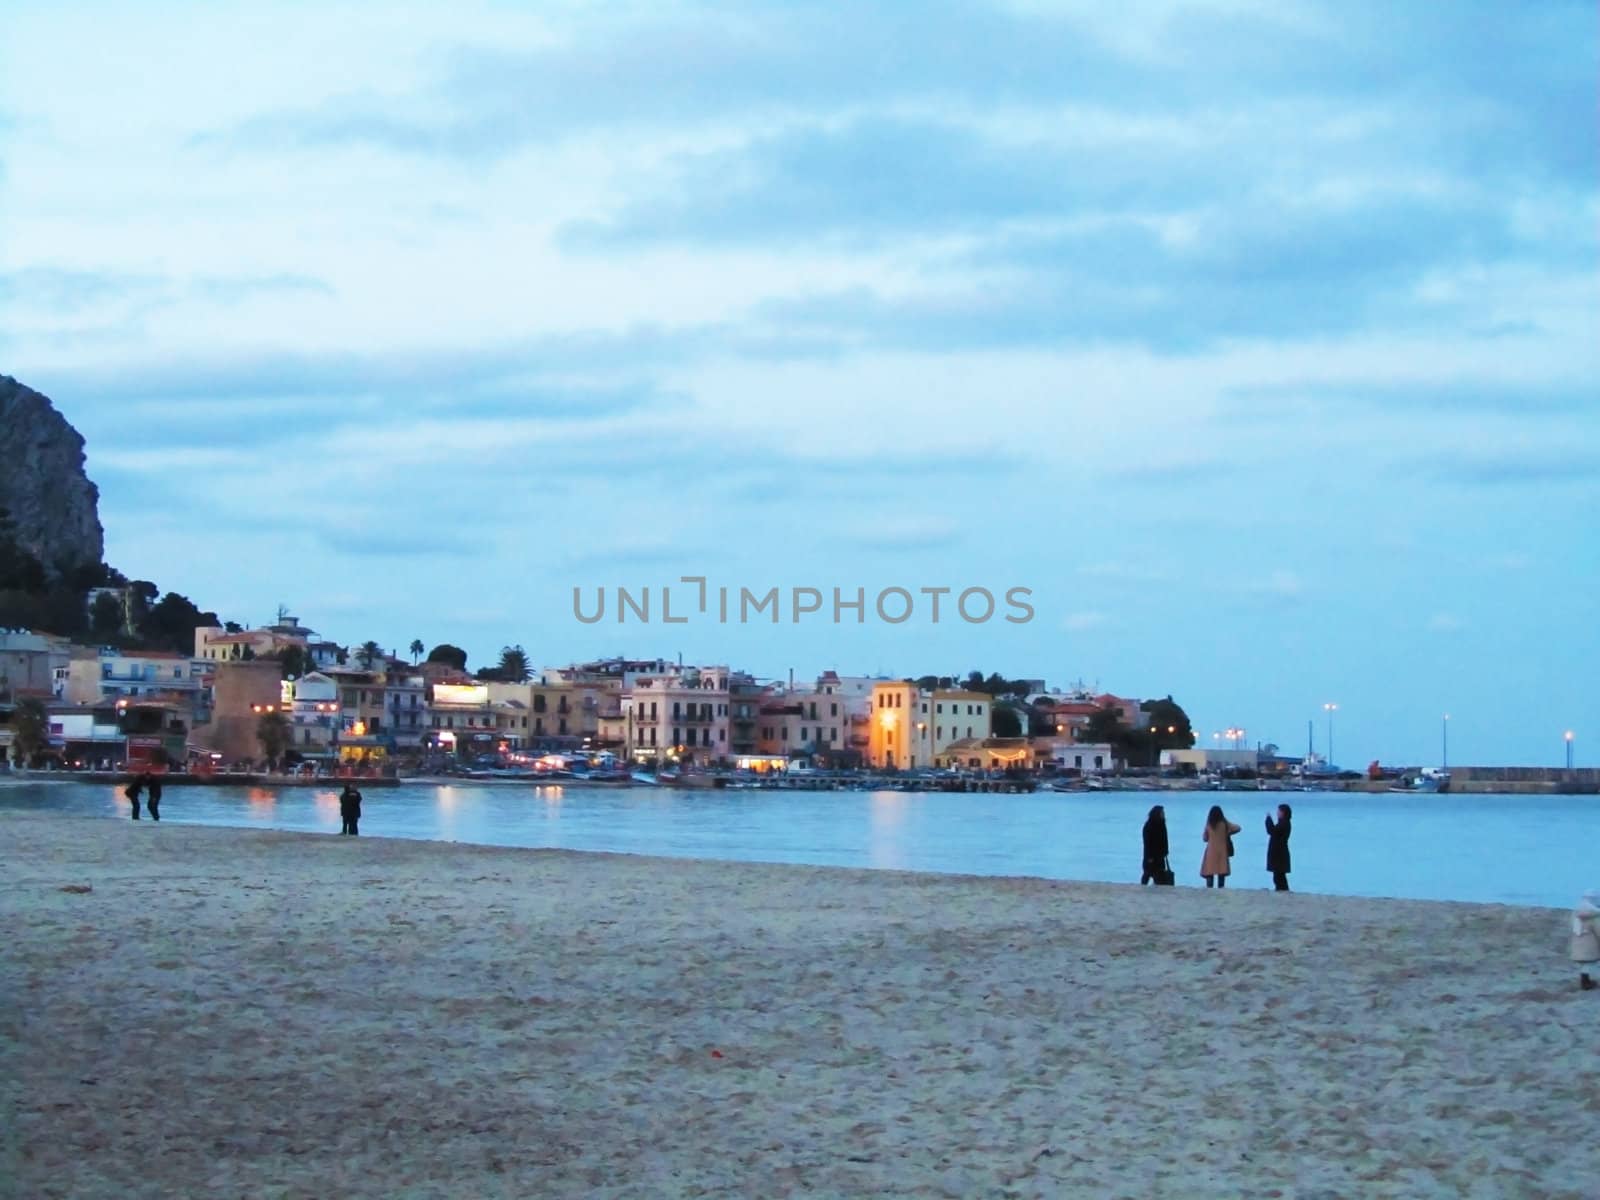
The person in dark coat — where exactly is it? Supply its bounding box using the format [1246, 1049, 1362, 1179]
[1140, 804, 1169, 885]
[146, 774, 163, 822]
[1265, 803, 1292, 891]
[123, 775, 143, 820]
[339, 783, 363, 836]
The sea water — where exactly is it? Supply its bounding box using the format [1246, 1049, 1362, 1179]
[2, 780, 1594, 909]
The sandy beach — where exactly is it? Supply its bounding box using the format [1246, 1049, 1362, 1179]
[2, 812, 1594, 1198]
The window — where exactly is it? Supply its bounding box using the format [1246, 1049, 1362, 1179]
[830, 702, 837, 717]
[937, 726, 943, 739]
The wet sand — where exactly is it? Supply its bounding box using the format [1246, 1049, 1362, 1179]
[2, 812, 1594, 1198]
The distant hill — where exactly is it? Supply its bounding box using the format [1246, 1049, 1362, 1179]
[0, 373, 104, 580]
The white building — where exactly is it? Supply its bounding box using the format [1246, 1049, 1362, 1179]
[622, 665, 732, 765]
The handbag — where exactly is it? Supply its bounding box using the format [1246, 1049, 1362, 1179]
[1226, 834, 1235, 857]
[1155, 857, 1175, 886]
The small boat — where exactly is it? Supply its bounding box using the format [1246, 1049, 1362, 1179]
[1391, 768, 1450, 793]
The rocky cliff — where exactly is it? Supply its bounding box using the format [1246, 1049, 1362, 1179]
[0, 374, 104, 579]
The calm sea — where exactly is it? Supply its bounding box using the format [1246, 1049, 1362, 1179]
[2, 780, 1594, 909]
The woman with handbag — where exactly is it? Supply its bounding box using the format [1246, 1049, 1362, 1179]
[1140, 804, 1170, 885]
[1201, 804, 1241, 888]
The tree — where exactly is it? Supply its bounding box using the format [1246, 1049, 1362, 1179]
[426, 644, 468, 671]
[89, 591, 125, 640]
[409, 639, 424, 664]
[1083, 703, 1131, 748]
[140, 591, 220, 654]
[11, 697, 49, 765]
[256, 710, 290, 768]
[991, 705, 1023, 738]
[357, 640, 383, 669]
[126, 581, 160, 634]
[272, 645, 311, 679]
[497, 645, 531, 683]
[1141, 695, 1196, 767]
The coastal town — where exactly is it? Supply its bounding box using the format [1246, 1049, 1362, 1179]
[5, 610, 1588, 793]
[1, 607, 1180, 781]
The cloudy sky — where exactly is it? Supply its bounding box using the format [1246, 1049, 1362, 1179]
[2, 1, 1595, 766]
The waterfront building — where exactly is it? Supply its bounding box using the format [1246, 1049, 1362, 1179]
[63, 648, 214, 731]
[622, 664, 732, 766]
[383, 669, 429, 751]
[936, 736, 1051, 771]
[426, 679, 500, 758]
[194, 659, 283, 764]
[323, 666, 389, 740]
[1052, 740, 1118, 772]
[281, 671, 340, 758]
[0, 629, 58, 697]
[929, 689, 992, 760]
[868, 680, 933, 769]
[40, 702, 125, 767]
[757, 677, 863, 765]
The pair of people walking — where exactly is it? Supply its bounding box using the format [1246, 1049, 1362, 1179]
[1140, 803, 1292, 889]
[123, 773, 163, 821]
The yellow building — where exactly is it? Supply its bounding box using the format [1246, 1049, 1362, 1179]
[929, 690, 992, 759]
[868, 681, 932, 769]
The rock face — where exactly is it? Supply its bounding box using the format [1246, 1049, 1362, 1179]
[0, 374, 104, 579]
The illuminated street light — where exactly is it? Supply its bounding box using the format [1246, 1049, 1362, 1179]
[1566, 730, 1575, 771]
[1323, 703, 1338, 768]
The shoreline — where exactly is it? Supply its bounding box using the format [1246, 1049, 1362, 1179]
[4, 811, 1594, 1198]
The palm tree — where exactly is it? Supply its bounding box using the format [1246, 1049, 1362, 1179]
[256, 710, 291, 769]
[357, 640, 382, 669]
[409, 639, 424, 664]
[497, 645, 531, 683]
[11, 697, 48, 765]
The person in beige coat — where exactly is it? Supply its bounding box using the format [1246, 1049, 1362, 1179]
[1201, 804, 1242, 888]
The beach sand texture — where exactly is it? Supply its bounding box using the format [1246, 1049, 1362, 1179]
[2, 812, 1594, 1199]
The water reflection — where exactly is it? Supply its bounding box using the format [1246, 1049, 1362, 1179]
[245, 787, 277, 822]
[434, 786, 462, 840]
[869, 791, 908, 870]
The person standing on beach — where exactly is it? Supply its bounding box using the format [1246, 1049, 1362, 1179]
[146, 775, 163, 822]
[1201, 804, 1241, 888]
[339, 783, 363, 836]
[1140, 804, 1169, 885]
[123, 776, 143, 820]
[1265, 803, 1292, 891]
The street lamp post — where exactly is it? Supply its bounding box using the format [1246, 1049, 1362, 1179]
[1323, 703, 1337, 769]
[1566, 731, 1575, 771]
[1442, 714, 1449, 770]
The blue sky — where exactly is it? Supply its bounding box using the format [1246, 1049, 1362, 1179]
[2, 0, 1595, 766]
